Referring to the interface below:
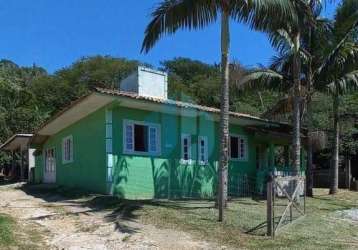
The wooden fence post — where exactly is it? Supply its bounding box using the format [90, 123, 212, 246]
[267, 176, 274, 237]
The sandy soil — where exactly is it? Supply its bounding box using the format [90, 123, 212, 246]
[0, 183, 222, 250]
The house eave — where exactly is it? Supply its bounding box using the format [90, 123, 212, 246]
[0, 134, 33, 151]
[32, 88, 296, 145]
[35, 93, 113, 137]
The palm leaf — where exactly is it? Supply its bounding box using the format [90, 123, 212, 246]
[234, 0, 297, 32]
[141, 0, 219, 53]
[316, 10, 358, 76]
[327, 70, 358, 95]
[238, 68, 284, 90]
[142, 0, 298, 53]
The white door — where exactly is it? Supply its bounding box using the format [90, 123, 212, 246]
[44, 148, 56, 183]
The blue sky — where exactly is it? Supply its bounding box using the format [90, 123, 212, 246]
[0, 0, 339, 73]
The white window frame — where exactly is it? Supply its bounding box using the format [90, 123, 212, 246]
[229, 134, 248, 161]
[62, 135, 73, 164]
[123, 119, 161, 156]
[198, 136, 208, 165]
[180, 133, 192, 164]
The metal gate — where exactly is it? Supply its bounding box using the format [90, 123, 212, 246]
[267, 175, 306, 237]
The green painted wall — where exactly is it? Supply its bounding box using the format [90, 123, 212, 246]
[110, 105, 259, 199]
[35, 107, 107, 193]
[34, 154, 43, 183]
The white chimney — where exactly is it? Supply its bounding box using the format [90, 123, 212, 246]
[120, 66, 168, 99]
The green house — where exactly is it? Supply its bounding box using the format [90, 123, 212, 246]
[32, 67, 305, 199]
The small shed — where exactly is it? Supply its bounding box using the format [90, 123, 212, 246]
[0, 134, 34, 182]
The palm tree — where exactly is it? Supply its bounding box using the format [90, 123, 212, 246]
[240, 0, 358, 195]
[239, 0, 317, 176]
[141, 0, 295, 221]
[320, 0, 358, 194]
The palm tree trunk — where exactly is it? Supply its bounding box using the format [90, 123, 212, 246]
[218, 11, 230, 222]
[306, 27, 313, 197]
[306, 101, 314, 196]
[329, 93, 340, 194]
[292, 33, 301, 175]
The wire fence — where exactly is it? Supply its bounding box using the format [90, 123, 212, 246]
[267, 173, 306, 237]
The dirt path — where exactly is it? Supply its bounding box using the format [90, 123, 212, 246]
[0, 183, 220, 250]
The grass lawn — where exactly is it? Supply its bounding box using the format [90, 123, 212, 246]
[0, 214, 15, 247]
[91, 188, 358, 249]
[0, 213, 45, 250]
[21, 185, 358, 249]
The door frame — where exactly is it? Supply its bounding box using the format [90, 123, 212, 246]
[43, 147, 56, 184]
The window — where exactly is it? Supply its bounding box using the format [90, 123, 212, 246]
[198, 136, 208, 165]
[134, 124, 148, 152]
[62, 135, 73, 164]
[123, 120, 160, 155]
[181, 134, 191, 163]
[230, 135, 247, 161]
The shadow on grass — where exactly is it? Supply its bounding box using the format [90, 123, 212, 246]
[17, 184, 145, 234]
[16, 184, 218, 234]
[17, 183, 269, 236]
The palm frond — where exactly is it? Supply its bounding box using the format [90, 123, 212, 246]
[141, 0, 219, 53]
[316, 28, 358, 76]
[328, 70, 358, 95]
[270, 52, 292, 72]
[142, 0, 300, 53]
[238, 68, 284, 90]
[316, 6, 358, 75]
[235, 0, 297, 32]
[334, 0, 358, 35]
[269, 29, 294, 53]
[333, 42, 358, 69]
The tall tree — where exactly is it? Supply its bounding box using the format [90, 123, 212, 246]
[321, 0, 358, 194]
[239, 0, 315, 176]
[269, 1, 316, 174]
[141, 0, 294, 221]
[240, 0, 358, 195]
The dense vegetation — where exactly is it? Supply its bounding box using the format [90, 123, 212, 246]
[0, 55, 356, 167]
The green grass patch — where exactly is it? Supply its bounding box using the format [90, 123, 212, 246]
[0, 214, 15, 246]
[0, 213, 47, 250]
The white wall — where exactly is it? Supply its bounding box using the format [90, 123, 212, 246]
[28, 148, 35, 181]
[120, 67, 168, 99]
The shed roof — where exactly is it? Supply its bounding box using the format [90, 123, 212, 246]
[0, 134, 33, 151]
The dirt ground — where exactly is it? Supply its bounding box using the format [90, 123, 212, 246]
[0, 183, 222, 250]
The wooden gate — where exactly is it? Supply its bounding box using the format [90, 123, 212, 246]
[267, 175, 306, 237]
